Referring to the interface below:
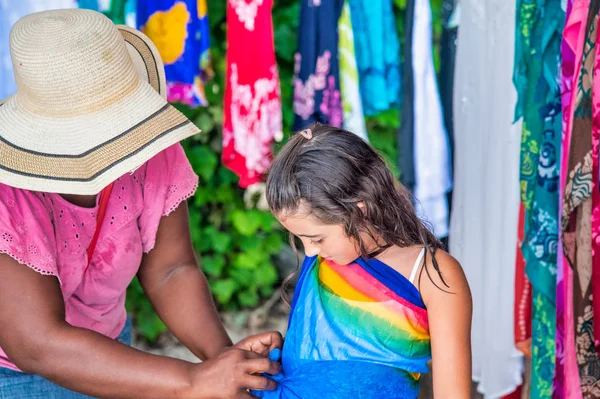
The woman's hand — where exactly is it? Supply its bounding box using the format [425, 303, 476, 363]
[233, 331, 284, 357]
[183, 348, 280, 399]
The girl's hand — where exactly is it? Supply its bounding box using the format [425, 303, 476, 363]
[233, 331, 284, 357]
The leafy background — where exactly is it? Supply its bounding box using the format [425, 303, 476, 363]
[126, 0, 445, 342]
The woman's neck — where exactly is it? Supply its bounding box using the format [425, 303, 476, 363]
[59, 194, 97, 208]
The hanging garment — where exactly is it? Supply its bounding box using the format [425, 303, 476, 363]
[251, 255, 431, 398]
[562, 2, 600, 394]
[513, 0, 565, 396]
[293, 0, 344, 131]
[0, 0, 77, 100]
[449, 0, 524, 396]
[593, 13, 600, 358]
[338, 1, 368, 141]
[554, 1, 575, 396]
[78, 0, 137, 27]
[348, 0, 400, 116]
[398, 0, 416, 194]
[137, 0, 212, 107]
[514, 204, 532, 360]
[439, 0, 457, 173]
[222, 0, 282, 188]
[79, 0, 129, 24]
[439, 0, 457, 229]
[555, 1, 588, 397]
[412, 0, 452, 239]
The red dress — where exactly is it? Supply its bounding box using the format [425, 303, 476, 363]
[223, 0, 282, 188]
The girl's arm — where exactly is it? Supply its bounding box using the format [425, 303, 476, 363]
[420, 250, 473, 398]
[0, 254, 279, 398]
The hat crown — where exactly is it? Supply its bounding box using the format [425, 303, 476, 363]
[10, 9, 140, 116]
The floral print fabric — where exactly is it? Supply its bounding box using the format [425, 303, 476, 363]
[222, 0, 282, 188]
[293, 0, 344, 130]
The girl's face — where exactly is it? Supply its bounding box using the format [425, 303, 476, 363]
[277, 206, 374, 265]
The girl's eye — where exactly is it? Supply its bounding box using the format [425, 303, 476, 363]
[311, 238, 323, 245]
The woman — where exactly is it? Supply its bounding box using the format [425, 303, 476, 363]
[0, 9, 280, 399]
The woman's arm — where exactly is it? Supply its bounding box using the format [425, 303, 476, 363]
[420, 250, 473, 398]
[0, 254, 279, 399]
[137, 201, 247, 360]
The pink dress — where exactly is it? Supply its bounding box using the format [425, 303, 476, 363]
[0, 144, 198, 371]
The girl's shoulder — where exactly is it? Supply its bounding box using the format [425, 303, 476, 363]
[417, 249, 471, 309]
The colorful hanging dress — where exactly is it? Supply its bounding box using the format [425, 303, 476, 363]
[338, 0, 368, 141]
[348, 0, 400, 116]
[293, 0, 344, 131]
[252, 254, 431, 398]
[222, 0, 282, 188]
[554, 0, 588, 397]
[137, 0, 212, 107]
[513, 0, 565, 396]
[562, 1, 600, 395]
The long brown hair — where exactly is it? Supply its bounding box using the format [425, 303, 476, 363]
[266, 123, 447, 303]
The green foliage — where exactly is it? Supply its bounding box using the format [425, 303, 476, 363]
[127, 0, 445, 342]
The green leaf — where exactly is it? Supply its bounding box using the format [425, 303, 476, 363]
[209, 105, 224, 125]
[188, 210, 207, 252]
[201, 255, 226, 277]
[211, 279, 237, 304]
[135, 310, 167, 343]
[239, 235, 261, 252]
[393, 0, 407, 9]
[255, 263, 279, 287]
[264, 231, 285, 254]
[256, 212, 274, 231]
[188, 146, 218, 181]
[217, 166, 240, 185]
[211, 230, 232, 253]
[232, 210, 262, 236]
[194, 186, 213, 206]
[207, 0, 226, 29]
[202, 228, 232, 253]
[237, 287, 259, 308]
[274, 23, 297, 63]
[215, 183, 235, 204]
[233, 247, 265, 270]
[229, 267, 254, 286]
[193, 111, 215, 133]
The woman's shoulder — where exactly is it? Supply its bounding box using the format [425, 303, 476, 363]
[0, 183, 48, 216]
[0, 183, 58, 275]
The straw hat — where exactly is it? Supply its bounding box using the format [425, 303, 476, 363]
[0, 9, 200, 195]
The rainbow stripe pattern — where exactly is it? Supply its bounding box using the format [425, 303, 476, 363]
[253, 255, 431, 398]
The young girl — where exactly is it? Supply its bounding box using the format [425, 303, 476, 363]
[258, 124, 472, 398]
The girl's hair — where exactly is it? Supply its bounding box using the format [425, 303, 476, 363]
[266, 123, 447, 303]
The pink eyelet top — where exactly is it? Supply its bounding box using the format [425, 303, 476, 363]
[0, 144, 198, 371]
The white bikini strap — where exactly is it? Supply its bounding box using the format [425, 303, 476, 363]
[409, 248, 426, 284]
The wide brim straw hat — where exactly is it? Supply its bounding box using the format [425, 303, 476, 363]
[0, 9, 200, 195]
